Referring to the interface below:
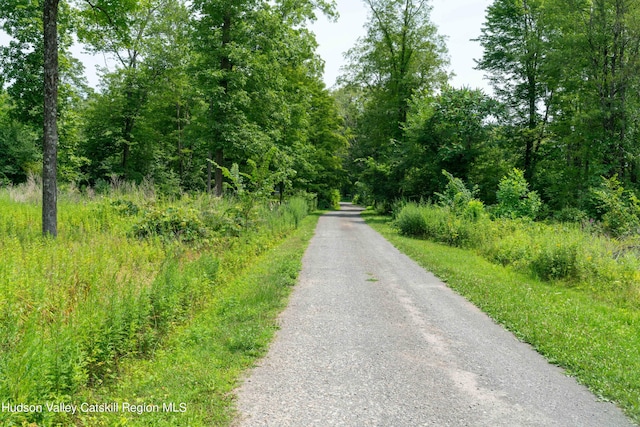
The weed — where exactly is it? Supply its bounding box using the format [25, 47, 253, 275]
[0, 183, 313, 426]
[394, 202, 428, 237]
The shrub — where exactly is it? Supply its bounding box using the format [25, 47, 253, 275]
[132, 206, 208, 242]
[481, 227, 531, 267]
[395, 203, 428, 237]
[591, 175, 640, 237]
[436, 170, 476, 214]
[330, 189, 341, 210]
[530, 239, 580, 281]
[553, 206, 588, 223]
[463, 199, 486, 222]
[495, 168, 542, 219]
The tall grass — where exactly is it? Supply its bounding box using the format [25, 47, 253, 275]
[394, 202, 640, 308]
[0, 180, 312, 426]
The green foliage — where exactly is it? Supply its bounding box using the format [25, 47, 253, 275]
[495, 168, 542, 219]
[390, 198, 640, 307]
[131, 206, 208, 243]
[401, 88, 499, 200]
[463, 199, 486, 222]
[341, 0, 449, 204]
[0, 94, 41, 184]
[395, 202, 428, 238]
[394, 202, 489, 248]
[553, 206, 589, 224]
[0, 185, 312, 424]
[530, 235, 580, 281]
[435, 170, 477, 214]
[592, 175, 640, 237]
[76, 211, 319, 426]
[281, 197, 310, 228]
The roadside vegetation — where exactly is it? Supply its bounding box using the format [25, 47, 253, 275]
[0, 179, 318, 426]
[363, 169, 640, 423]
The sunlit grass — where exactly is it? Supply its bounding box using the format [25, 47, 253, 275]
[0, 181, 316, 426]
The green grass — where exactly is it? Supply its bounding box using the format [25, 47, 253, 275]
[364, 212, 640, 424]
[0, 182, 319, 426]
[74, 213, 319, 426]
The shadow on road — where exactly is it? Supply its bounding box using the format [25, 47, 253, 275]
[320, 203, 365, 218]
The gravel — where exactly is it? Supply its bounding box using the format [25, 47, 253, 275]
[234, 204, 635, 427]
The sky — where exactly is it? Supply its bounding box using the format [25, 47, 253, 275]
[1, 0, 493, 92]
[310, 0, 493, 92]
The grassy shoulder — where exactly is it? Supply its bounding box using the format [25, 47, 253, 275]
[0, 186, 318, 426]
[74, 213, 320, 426]
[364, 212, 640, 424]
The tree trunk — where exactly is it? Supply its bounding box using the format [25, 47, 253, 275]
[213, 11, 232, 198]
[214, 149, 223, 197]
[42, 0, 59, 237]
[207, 150, 213, 193]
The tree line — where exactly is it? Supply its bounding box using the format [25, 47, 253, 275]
[0, 0, 348, 221]
[341, 0, 640, 220]
[3, 0, 640, 228]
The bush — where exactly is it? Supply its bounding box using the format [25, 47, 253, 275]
[553, 206, 589, 223]
[436, 170, 476, 214]
[330, 189, 341, 210]
[463, 199, 486, 222]
[481, 227, 531, 267]
[395, 203, 428, 237]
[390, 195, 640, 308]
[132, 206, 208, 242]
[592, 175, 640, 237]
[495, 168, 542, 219]
[530, 239, 580, 280]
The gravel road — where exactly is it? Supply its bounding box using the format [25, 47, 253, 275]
[235, 203, 635, 427]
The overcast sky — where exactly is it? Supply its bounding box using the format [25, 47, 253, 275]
[1, 0, 493, 92]
[310, 0, 493, 92]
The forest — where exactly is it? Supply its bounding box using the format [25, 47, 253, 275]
[343, 0, 640, 223]
[3, 0, 640, 221]
[1, 0, 346, 215]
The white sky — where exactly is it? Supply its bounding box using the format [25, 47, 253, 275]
[1, 0, 493, 92]
[311, 0, 493, 92]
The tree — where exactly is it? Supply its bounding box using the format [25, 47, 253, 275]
[191, 0, 336, 196]
[401, 86, 499, 200]
[78, 0, 191, 182]
[42, 0, 59, 236]
[0, 92, 41, 185]
[475, 0, 552, 181]
[341, 0, 448, 203]
[2, 0, 86, 235]
[560, 0, 640, 181]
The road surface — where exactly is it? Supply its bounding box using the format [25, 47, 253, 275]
[235, 204, 634, 426]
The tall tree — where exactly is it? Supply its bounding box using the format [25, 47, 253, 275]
[475, 0, 551, 180]
[42, 0, 59, 236]
[341, 0, 448, 202]
[78, 0, 189, 181]
[191, 0, 335, 196]
[401, 86, 499, 200]
[565, 0, 640, 181]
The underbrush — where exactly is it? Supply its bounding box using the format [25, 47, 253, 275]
[0, 184, 313, 426]
[394, 202, 640, 308]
